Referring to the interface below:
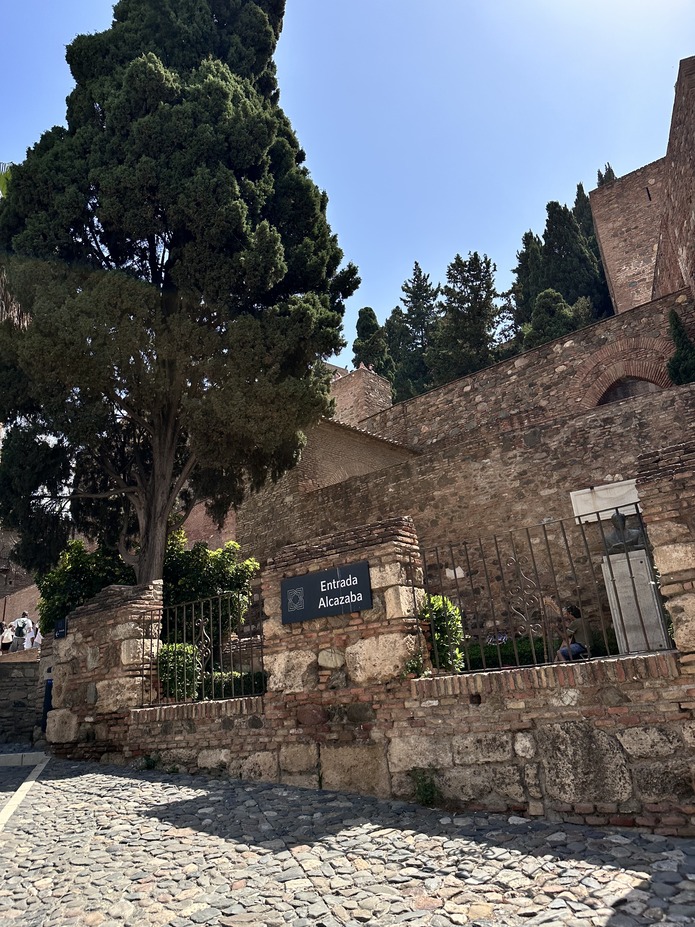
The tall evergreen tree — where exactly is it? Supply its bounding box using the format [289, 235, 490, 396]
[384, 262, 440, 401]
[597, 163, 617, 187]
[351, 306, 395, 381]
[511, 230, 543, 330]
[427, 251, 497, 386]
[0, 0, 358, 582]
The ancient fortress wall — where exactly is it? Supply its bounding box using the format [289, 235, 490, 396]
[654, 56, 695, 302]
[358, 290, 689, 449]
[589, 160, 667, 315]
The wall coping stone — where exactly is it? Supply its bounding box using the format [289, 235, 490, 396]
[130, 696, 263, 725]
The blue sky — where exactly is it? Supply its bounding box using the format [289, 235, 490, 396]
[3, 1, 695, 366]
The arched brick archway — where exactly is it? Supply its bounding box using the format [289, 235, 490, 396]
[570, 335, 674, 409]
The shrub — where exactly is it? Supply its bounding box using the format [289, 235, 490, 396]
[419, 595, 465, 671]
[157, 643, 201, 700]
[200, 670, 267, 700]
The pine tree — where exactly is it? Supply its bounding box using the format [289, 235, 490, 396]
[667, 310, 695, 385]
[0, 0, 358, 581]
[384, 262, 440, 401]
[352, 307, 395, 381]
[427, 252, 498, 386]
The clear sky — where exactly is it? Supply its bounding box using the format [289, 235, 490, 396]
[2, 1, 695, 366]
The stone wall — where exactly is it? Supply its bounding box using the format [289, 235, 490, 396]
[590, 160, 667, 314]
[84, 515, 695, 834]
[653, 56, 695, 302]
[357, 291, 688, 448]
[0, 650, 42, 743]
[330, 366, 393, 427]
[236, 378, 695, 567]
[46, 582, 162, 761]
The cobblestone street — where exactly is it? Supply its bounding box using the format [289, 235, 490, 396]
[0, 752, 694, 927]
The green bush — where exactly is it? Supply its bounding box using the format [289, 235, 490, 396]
[157, 643, 201, 700]
[200, 670, 267, 700]
[465, 635, 549, 670]
[419, 595, 465, 672]
[36, 531, 258, 634]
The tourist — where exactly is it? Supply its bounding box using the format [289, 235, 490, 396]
[0, 625, 12, 654]
[9, 611, 32, 653]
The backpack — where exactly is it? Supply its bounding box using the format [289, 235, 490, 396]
[14, 619, 26, 638]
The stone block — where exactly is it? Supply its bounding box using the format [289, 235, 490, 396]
[535, 721, 632, 803]
[668, 593, 695, 652]
[453, 732, 513, 764]
[265, 650, 317, 693]
[95, 678, 143, 713]
[46, 708, 79, 744]
[369, 562, 406, 591]
[514, 732, 536, 759]
[383, 585, 421, 620]
[388, 735, 453, 773]
[120, 640, 147, 667]
[280, 742, 319, 774]
[439, 764, 525, 804]
[240, 750, 279, 782]
[318, 648, 345, 669]
[85, 647, 101, 672]
[654, 543, 695, 577]
[198, 749, 231, 770]
[321, 743, 391, 798]
[345, 632, 415, 685]
[296, 704, 328, 726]
[633, 760, 695, 803]
[616, 726, 682, 758]
[281, 772, 320, 790]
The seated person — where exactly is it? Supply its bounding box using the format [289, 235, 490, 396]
[555, 604, 590, 662]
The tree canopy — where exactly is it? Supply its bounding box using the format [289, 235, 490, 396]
[0, 0, 358, 582]
[352, 306, 394, 380]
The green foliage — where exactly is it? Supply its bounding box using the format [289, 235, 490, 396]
[0, 0, 358, 583]
[351, 307, 395, 381]
[36, 531, 257, 634]
[597, 162, 617, 186]
[465, 636, 549, 671]
[427, 251, 499, 386]
[384, 262, 440, 401]
[36, 541, 135, 634]
[200, 669, 267, 699]
[667, 309, 695, 385]
[511, 231, 544, 331]
[409, 767, 442, 807]
[419, 595, 465, 672]
[522, 288, 577, 349]
[163, 530, 258, 607]
[157, 643, 201, 700]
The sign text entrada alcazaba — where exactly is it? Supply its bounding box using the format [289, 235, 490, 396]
[281, 561, 372, 624]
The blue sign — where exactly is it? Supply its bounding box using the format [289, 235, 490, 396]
[54, 617, 68, 639]
[281, 561, 372, 624]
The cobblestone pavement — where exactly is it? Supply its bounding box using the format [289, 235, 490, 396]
[0, 757, 694, 927]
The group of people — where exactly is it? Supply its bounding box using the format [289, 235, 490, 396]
[0, 611, 42, 654]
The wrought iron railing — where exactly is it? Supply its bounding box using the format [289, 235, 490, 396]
[140, 592, 265, 706]
[412, 504, 673, 674]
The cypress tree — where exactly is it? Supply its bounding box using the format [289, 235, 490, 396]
[523, 288, 577, 349]
[385, 262, 440, 401]
[0, 0, 358, 581]
[352, 306, 395, 381]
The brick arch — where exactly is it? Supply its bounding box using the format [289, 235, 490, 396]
[571, 335, 674, 409]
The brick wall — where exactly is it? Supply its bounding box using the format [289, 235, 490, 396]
[590, 159, 667, 314]
[296, 420, 417, 492]
[357, 291, 690, 449]
[236, 375, 695, 567]
[330, 367, 393, 427]
[654, 56, 695, 302]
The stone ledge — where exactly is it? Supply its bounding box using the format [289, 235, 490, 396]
[130, 696, 263, 724]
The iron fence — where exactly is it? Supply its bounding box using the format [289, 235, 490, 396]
[413, 504, 673, 674]
[141, 591, 265, 706]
